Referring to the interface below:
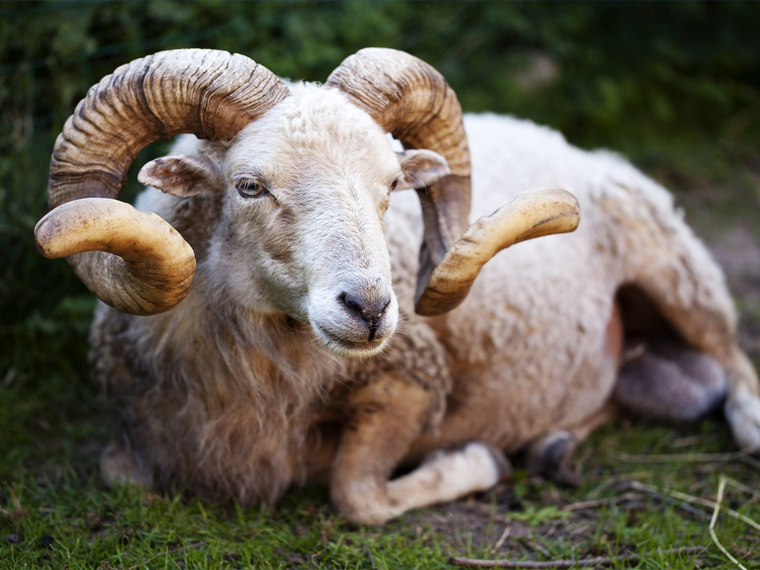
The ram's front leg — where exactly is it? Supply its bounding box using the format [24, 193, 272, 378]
[331, 374, 508, 525]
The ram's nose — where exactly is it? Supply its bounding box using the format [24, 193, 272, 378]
[338, 291, 392, 341]
[308, 280, 397, 356]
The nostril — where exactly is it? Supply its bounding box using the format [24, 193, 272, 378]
[338, 292, 365, 318]
[338, 292, 392, 322]
[337, 290, 394, 344]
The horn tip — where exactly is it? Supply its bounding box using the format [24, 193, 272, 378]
[34, 213, 60, 259]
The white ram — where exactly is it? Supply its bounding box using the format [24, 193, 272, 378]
[35, 48, 760, 525]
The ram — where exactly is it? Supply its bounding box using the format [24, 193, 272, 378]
[36, 48, 760, 525]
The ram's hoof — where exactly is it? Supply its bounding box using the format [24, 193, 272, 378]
[726, 392, 760, 454]
[527, 430, 580, 487]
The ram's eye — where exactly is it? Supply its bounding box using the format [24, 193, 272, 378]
[235, 178, 267, 198]
[390, 179, 399, 191]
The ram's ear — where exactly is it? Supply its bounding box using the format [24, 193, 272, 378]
[138, 154, 224, 198]
[396, 149, 451, 191]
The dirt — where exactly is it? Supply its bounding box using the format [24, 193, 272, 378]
[403, 482, 603, 553]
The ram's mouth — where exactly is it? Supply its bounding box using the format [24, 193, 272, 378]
[312, 323, 388, 358]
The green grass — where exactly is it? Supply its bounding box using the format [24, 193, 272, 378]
[2, 362, 759, 570]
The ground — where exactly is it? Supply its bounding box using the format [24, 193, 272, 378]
[1, 170, 759, 569]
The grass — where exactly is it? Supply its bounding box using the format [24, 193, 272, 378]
[2, 396, 759, 569]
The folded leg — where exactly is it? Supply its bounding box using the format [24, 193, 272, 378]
[614, 337, 727, 422]
[330, 374, 508, 525]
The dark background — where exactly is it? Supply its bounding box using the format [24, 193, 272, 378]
[2, 1, 760, 442]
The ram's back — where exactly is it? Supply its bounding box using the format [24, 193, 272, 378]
[387, 113, 732, 450]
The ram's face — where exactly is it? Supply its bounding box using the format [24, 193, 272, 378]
[142, 85, 449, 358]
[223, 88, 404, 357]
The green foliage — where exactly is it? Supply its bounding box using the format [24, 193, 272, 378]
[2, 1, 760, 149]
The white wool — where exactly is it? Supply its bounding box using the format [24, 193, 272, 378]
[93, 82, 759, 510]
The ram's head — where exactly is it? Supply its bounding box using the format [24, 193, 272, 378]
[35, 48, 579, 358]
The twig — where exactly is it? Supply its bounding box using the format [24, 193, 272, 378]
[671, 435, 708, 448]
[740, 454, 760, 470]
[724, 476, 760, 498]
[615, 451, 743, 463]
[709, 475, 747, 570]
[623, 481, 709, 520]
[583, 471, 655, 501]
[562, 493, 638, 512]
[522, 536, 550, 557]
[627, 480, 760, 530]
[449, 546, 702, 568]
[614, 451, 760, 470]
[490, 526, 511, 554]
[585, 470, 654, 486]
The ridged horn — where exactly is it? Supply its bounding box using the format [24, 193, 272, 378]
[36, 48, 290, 315]
[415, 188, 580, 316]
[326, 48, 471, 312]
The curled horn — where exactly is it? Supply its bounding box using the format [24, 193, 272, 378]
[327, 48, 579, 316]
[35, 49, 290, 315]
[416, 188, 579, 315]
